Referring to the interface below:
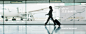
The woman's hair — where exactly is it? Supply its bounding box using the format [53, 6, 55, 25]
[49, 6, 52, 9]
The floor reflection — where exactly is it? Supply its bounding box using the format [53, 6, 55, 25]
[0, 25, 86, 34]
[45, 26, 61, 34]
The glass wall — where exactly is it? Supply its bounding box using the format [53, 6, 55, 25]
[0, 0, 86, 34]
[0, 1, 86, 24]
[60, 3, 86, 24]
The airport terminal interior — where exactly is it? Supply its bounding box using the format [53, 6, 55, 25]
[0, 0, 86, 34]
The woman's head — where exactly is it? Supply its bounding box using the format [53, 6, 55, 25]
[49, 6, 52, 9]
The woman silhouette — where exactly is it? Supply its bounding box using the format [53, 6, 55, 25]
[45, 6, 55, 26]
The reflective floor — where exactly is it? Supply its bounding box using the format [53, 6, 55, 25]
[0, 25, 86, 34]
[0, 20, 86, 24]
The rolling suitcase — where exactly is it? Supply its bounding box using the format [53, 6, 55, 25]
[55, 19, 61, 27]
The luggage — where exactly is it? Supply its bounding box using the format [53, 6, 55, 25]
[54, 19, 61, 27]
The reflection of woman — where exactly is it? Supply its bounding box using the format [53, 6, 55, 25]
[45, 26, 61, 34]
[55, 27, 61, 33]
[45, 6, 55, 26]
[45, 26, 50, 34]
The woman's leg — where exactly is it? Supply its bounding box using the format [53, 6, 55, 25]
[45, 17, 50, 25]
[51, 17, 56, 26]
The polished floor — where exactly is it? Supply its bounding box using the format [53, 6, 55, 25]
[0, 20, 86, 24]
[0, 25, 86, 34]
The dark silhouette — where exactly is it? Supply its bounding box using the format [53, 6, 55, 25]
[45, 26, 61, 34]
[45, 6, 55, 26]
[12, 17, 16, 21]
[54, 19, 61, 27]
[45, 26, 51, 34]
[55, 27, 61, 33]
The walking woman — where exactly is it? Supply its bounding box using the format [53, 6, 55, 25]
[45, 6, 55, 26]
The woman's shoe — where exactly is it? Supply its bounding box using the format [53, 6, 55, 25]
[45, 23, 47, 26]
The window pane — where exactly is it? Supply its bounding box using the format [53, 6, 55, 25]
[0, 1, 3, 24]
[4, 1, 26, 24]
[75, 3, 86, 24]
[26, 3, 49, 24]
[60, 3, 76, 24]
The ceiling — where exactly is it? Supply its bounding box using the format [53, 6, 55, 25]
[0, 0, 86, 4]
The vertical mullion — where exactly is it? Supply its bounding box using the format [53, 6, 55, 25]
[73, 0, 75, 34]
[25, 0, 27, 34]
[49, 0, 50, 3]
[3, 0, 4, 34]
